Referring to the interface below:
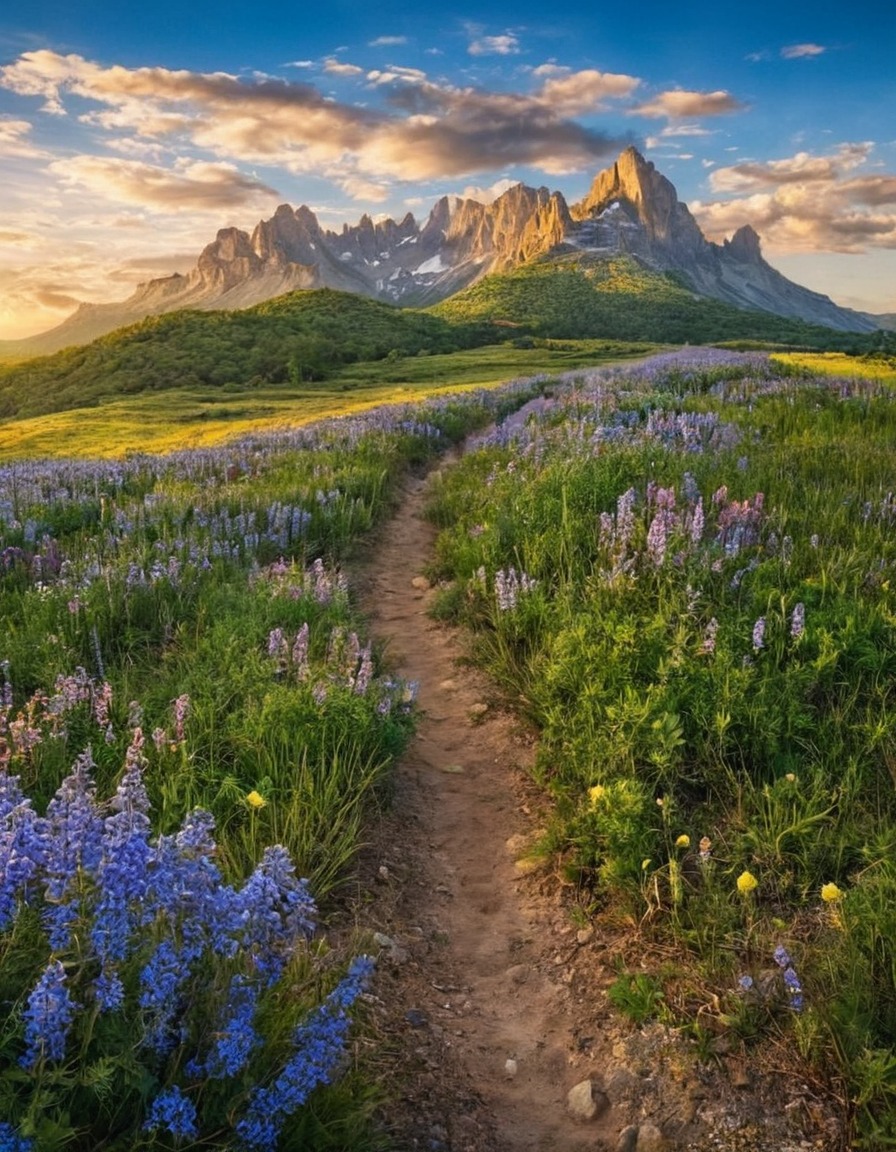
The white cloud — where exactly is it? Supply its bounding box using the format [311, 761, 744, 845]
[0, 118, 43, 158]
[323, 57, 364, 77]
[468, 34, 520, 57]
[369, 36, 408, 47]
[781, 43, 826, 59]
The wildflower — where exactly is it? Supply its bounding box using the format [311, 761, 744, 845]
[193, 976, 260, 1079]
[698, 836, 712, 863]
[675, 834, 690, 849]
[143, 1085, 198, 1141]
[751, 616, 766, 651]
[588, 784, 605, 807]
[0, 1123, 32, 1151]
[738, 974, 754, 990]
[172, 694, 190, 743]
[773, 944, 793, 969]
[782, 965, 803, 1012]
[700, 617, 719, 655]
[736, 870, 758, 895]
[20, 959, 76, 1067]
[236, 956, 374, 1149]
[246, 790, 266, 810]
[790, 602, 805, 639]
[821, 882, 844, 903]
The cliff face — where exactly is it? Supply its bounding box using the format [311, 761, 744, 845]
[13, 147, 877, 355]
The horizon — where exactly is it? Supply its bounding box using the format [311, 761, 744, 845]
[1, 0, 894, 339]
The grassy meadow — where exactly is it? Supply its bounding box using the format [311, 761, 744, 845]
[0, 380, 543, 1149]
[2, 336, 896, 1147]
[425, 347, 896, 1146]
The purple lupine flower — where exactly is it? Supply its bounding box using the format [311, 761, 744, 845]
[790, 602, 805, 639]
[20, 959, 76, 1067]
[143, 1085, 198, 1141]
[751, 616, 766, 651]
[690, 497, 704, 545]
[172, 694, 190, 743]
[267, 628, 286, 660]
[700, 618, 719, 656]
[92, 682, 113, 732]
[353, 645, 374, 696]
[646, 512, 668, 567]
[783, 966, 803, 1012]
[291, 623, 309, 680]
[0, 797, 44, 929]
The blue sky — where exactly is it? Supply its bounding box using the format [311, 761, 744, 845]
[0, 0, 893, 337]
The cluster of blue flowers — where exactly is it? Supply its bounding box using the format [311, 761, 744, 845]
[0, 742, 373, 1148]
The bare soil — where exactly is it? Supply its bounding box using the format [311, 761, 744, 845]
[346, 459, 847, 1152]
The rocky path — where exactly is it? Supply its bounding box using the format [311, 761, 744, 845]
[350, 460, 842, 1152]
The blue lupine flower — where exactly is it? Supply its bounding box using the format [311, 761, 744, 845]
[0, 1121, 34, 1151]
[20, 959, 76, 1067]
[773, 944, 793, 969]
[236, 955, 374, 1150]
[139, 940, 187, 1053]
[94, 965, 125, 1012]
[0, 801, 45, 930]
[236, 846, 316, 981]
[143, 1085, 198, 1141]
[783, 965, 804, 1012]
[191, 975, 260, 1079]
[91, 736, 152, 964]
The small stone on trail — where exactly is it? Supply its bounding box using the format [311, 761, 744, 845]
[411, 576, 430, 590]
[635, 1123, 667, 1151]
[504, 1058, 518, 1077]
[405, 1008, 429, 1028]
[438, 678, 458, 692]
[440, 763, 465, 774]
[377, 864, 390, 881]
[616, 1127, 638, 1152]
[469, 702, 489, 718]
[373, 932, 394, 948]
[576, 927, 595, 945]
[566, 1079, 609, 1121]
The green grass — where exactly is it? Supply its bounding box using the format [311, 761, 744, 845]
[0, 341, 656, 460]
[434, 255, 883, 351]
[423, 348, 896, 1146]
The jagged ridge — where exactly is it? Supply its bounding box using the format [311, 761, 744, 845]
[5, 148, 879, 356]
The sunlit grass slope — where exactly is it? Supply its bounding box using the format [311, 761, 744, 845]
[433, 255, 882, 351]
[0, 340, 655, 460]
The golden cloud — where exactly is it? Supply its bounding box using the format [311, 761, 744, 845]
[693, 145, 896, 254]
[1, 51, 630, 190]
[633, 89, 742, 119]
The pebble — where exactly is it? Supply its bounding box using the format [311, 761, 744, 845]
[505, 1058, 518, 1077]
[566, 1079, 609, 1121]
[635, 1123, 667, 1151]
[576, 926, 595, 945]
[438, 678, 458, 691]
[411, 576, 430, 590]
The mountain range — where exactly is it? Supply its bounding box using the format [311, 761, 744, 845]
[7, 147, 882, 356]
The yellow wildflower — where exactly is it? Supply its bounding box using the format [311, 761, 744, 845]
[246, 790, 267, 809]
[821, 882, 844, 903]
[588, 784, 605, 807]
[736, 870, 758, 895]
[675, 834, 690, 850]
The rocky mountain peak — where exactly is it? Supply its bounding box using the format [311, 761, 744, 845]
[725, 224, 763, 263]
[12, 146, 877, 356]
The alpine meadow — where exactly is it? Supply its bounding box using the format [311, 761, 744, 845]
[1, 6, 896, 1149]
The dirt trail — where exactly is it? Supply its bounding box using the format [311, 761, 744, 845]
[351, 460, 841, 1152]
